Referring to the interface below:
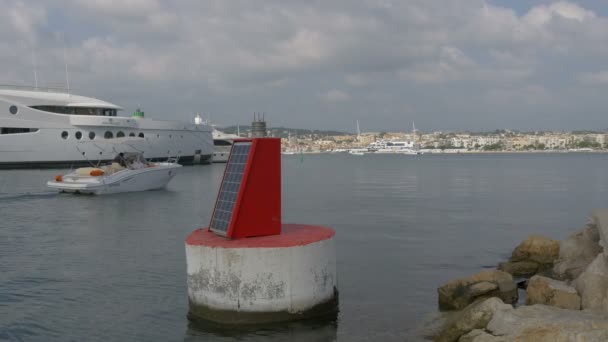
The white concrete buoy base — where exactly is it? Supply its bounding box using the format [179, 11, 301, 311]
[185, 224, 338, 324]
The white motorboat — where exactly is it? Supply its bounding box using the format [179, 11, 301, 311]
[47, 152, 182, 194]
[0, 85, 213, 168]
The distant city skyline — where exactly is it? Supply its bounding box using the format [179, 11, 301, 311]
[2, 1, 608, 131]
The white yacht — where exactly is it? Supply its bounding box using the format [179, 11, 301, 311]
[0, 86, 213, 168]
[212, 128, 239, 163]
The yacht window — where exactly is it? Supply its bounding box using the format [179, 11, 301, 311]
[129, 132, 135, 137]
[214, 140, 232, 146]
[0, 127, 39, 134]
[30, 106, 118, 116]
[75, 131, 82, 140]
[117, 131, 125, 138]
[9, 105, 18, 115]
[102, 109, 117, 117]
[89, 132, 96, 140]
[31, 106, 68, 114]
[61, 131, 69, 139]
[138, 133, 144, 138]
[104, 131, 113, 139]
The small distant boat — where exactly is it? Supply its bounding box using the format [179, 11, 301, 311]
[282, 151, 296, 155]
[400, 149, 424, 156]
[349, 150, 365, 156]
[47, 152, 181, 195]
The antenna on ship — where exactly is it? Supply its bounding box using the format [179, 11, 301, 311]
[31, 49, 38, 89]
[61, 32, 70, 95]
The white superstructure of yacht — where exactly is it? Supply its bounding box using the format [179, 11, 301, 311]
[212, 128, 239, 163]
[0, 86, 213, 168]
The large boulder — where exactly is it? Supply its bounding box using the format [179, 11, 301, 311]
[483, 305, 608, 341]
[435, 298, 512, 342]
[526, 275, 580, 310]
[593, 209, 608, 249]
[573, 252, 608, 311]
[458, 329, 507, 342]
[553, 223, 602, 281]
[497, 261, 538, 277]
[510, 234, 560, 266]
[438, 270, 518, 311]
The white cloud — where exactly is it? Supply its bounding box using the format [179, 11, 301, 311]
[524, 1, 595, 26]
[4, 1, 46, 43]
[323, 89, 351, 102]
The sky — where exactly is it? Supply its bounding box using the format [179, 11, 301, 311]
[2, 0, 608, 132]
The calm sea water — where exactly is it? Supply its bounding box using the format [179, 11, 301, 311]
[2, 153, 608, 341]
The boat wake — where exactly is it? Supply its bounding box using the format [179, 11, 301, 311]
[0, 191, 57, 201]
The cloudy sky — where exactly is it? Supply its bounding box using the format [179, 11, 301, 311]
[2, 0, 608, 132]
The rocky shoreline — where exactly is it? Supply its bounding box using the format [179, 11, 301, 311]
[429, 209, 608, 341]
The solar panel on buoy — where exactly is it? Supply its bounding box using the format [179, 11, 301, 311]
[209, 138, 281, 239]
[209, 142, 252, 235]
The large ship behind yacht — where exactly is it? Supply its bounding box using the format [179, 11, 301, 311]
[0, 85, 213, 168]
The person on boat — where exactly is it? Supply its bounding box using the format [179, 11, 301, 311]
[113, 153, 127, 167]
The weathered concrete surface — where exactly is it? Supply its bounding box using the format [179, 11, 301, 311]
[553, 223, 602, 281]
[435, 298, 512, 342]
[483, 305, 608, 341]
[510, 234, 560, 266]
[186, 226, 338, 324]
[526, 275, 580, 310]
[574, 252, 608, 312]
[497, 261, 539, 277]
[438, 270, 517, 311]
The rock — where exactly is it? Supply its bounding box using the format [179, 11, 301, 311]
[416, 311, 455, 341]
[468, 282, 498, 297]
[497, 261, 539, 277]
[593, 209, 608, 249]
[510, 234, 560, 266]
[435, 298, 512, 342]
[526, 275, 581, 310]
[484, 304, 608, 340]
[573, 252, 608, 311]
[553, 223, 602, 281]
[458, 329, 507, 342]
[438, 270, 518, 311]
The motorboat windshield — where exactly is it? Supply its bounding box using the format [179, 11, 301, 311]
[113, 152, 149, 169]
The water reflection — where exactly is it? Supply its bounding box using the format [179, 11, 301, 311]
[184, 316, 338, 342]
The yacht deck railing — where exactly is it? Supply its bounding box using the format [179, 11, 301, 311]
[0, 84, 70, 93]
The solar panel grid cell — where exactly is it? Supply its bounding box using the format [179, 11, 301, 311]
[210, 142, 252, 235]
